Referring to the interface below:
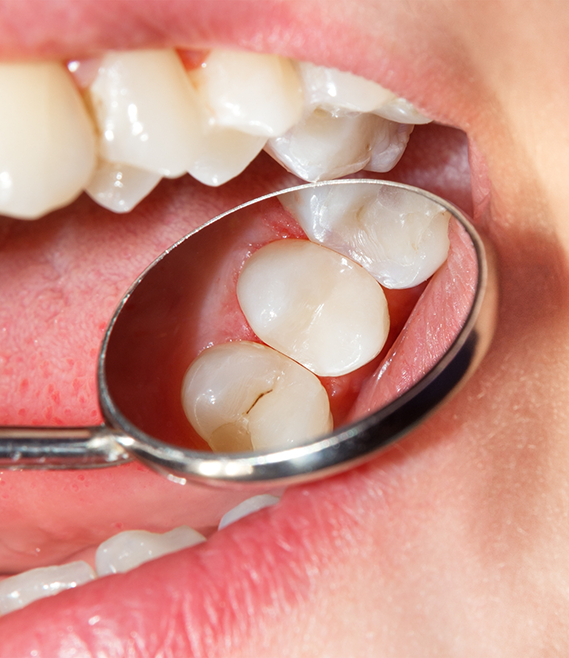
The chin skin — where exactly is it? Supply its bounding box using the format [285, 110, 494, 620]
[2, 0, 569, 656]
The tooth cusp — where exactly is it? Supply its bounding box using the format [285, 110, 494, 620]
[182, 341, 332, 452]
[237, 240, 390, 377]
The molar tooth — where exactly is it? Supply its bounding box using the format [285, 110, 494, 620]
[0, 61, 96, 220]
[182, 341, 332, 451]
[85, 159, 161, 212]
[0, 561, 95, 614]
[281, 185, 451, 289]
[188, 50, 303, 137]
[237, 240, 390, 377]
[95, 526, 206, 576]
[87, 49, 201, 178]
[218, 494, 281, 530]
[264, 109, 410, 181]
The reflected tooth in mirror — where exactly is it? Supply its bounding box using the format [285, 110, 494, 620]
[87, 49, 201, 178]
[281, 185, 451, 289]
[95, 526, 206, 576]
[85, 159, 161, 212]
[0, 61, 96, 220]
[237, 240, 390, 376]
[0, 561, 96, 614]
[265, 109, 405, 182]
[188, 50, 303, 137]
[182, 341, 332, 451]
[218, 494, 281, 530]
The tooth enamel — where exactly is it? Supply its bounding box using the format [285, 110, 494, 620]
[365, 121, 414, 173]
[182, 341, 332, 451]
[237, 240, 390, 376]
[95, 526, 206, 576]
[265, 109, 410, 182]
[0, 561, 95, 614]
[218, 494, 280, 530]
[85, 159, 161, 212]
[0, 61, 96, 220]
[296, 61, 431, 124]
[281, 185, 451, 289]
[188, 50, 303, 137]
[87, 49, 201, 178]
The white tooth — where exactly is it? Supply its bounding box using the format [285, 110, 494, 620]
[188, 126, 266, 187]
[87, 49, 201, 178]
[95, 526, 206, 577]
[0, 561, 95, 614]
[280, 185, 451, 289]
[296, 61, 431, 124]
[237, 240, 390, 377]
[182, 341, 332, 451]
[85, 159, 161, 212]
[265, 109, 409, 181]
[0, 61, 96, 220]
[188, 50, 303, 137]
[218, 494, 281, 530]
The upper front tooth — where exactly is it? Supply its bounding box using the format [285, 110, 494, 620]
[188, 50, 303, 137]
[237, 240, 390, 376]
[182, 341, 332, 451]
[218, 494, 281, 529]
[95, 526, 206, 576]
[0, 61, 96, 220]
[281, 185, 451, 289]
[0, 561, 95, 614]
[87, 49, 202, 178]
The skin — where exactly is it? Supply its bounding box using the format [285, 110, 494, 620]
[1, 0, 569, 655]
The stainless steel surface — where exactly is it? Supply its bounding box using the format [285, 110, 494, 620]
[0, 180, 498, 486]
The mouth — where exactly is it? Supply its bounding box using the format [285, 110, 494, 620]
[0, 2, 498, 654]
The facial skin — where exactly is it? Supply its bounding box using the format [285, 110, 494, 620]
[1, 0, 569, 655]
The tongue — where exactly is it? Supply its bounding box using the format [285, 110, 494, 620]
[0, 123, 474, 648]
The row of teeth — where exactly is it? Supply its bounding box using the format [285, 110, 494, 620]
[0, 493, 280, 615]
[182, 185, 451, 452]
[0, 49, 430, 220]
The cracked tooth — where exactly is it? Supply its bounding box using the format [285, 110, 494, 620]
[281, 185, 451, 289]
[218, 494, 281, 529]
[188, 50, 303, 137]
[182, 341, 332, 451]
[87, 50, 201, 178]
[0, 62, 96, 220]
[0, 561, 95, 614]
[85, 159, 161, 212]
[265, 109, 411, 181]
[237, 240, 390, 377]
[95, 526, 206, 576]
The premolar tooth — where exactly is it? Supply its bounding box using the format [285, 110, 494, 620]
[85, 159, 161, 212]
[0, 561, 95, 614]
[95, 526, 206, 576]
[373, 97, 432, 125]
[265, 109, 409, 182]
[237, 240, 390, 377]
[182, 341, 332, 451]
[0, 61, 96, 220]
[218, 494, 281, 530]
[188, 50, 303, 137]
[281, 185, 451, 289]
[87, 49, 201, 178]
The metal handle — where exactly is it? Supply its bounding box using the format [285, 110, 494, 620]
[0, 426, 132, 470]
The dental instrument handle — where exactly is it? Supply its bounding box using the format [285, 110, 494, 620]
[0, 426, 132, 469]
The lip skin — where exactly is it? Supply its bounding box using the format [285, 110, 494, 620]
[2, 0, 569, 656]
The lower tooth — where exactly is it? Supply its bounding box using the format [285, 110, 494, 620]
[0, 61, 96, 220]
[218, 494, 281, 529]
[237, 240, 390, 376]
[280, 184, 451, 289]
[264, 109, 407, 181]
[0, 561, 95, 614]
[182, 341, 332, 452]
[95, 526, 206, 576]
[85, 159, 161, 213]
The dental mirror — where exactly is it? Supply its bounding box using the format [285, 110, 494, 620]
[0, 180, 497, 487]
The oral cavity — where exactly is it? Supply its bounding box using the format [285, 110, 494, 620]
[0, 49, 430, 220]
